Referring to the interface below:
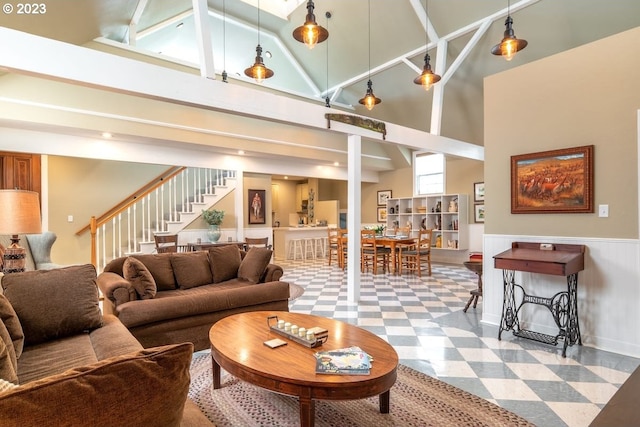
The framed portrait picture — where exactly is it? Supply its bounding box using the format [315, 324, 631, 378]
[474, 204, 485, 223]
[377, 207, 387, 222]
[474, 182, 485, 202]
[248, 189, 266, 224]
[377, 190, 392, 206]
[511, 145, 594, 214]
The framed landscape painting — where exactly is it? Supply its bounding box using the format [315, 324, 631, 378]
[511, 145, 594, 214]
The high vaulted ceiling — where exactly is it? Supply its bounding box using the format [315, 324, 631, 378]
[1, 0, 639, 176]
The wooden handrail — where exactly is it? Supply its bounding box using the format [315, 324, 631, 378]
[76, 166, 186, 236]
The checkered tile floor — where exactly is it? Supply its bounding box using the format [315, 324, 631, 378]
[280, 258, 640, 427]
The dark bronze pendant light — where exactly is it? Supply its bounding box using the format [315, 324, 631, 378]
[491, 0, 528, 61]
[292, 0, 329, 49]
[413, 0, 440, 91]
[358, 0, 381, 111]
[244, 0, 274, 83]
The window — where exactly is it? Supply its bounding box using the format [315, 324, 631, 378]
[414, 153, 444, 195]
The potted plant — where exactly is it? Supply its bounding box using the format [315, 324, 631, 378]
[202, 209, 225, 242]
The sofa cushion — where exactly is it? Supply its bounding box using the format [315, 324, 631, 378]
[209, 245, 242, 283]
[0, 294, 23, 359]
[0, 319, 17, 383]
[123, 257, 157, 299]
[171, 251, 213, 289]
[238, 247, 273, 283]
[133, 254, 177, 291]
[1, 264, 102, 346]
[0, 343, 194, 427]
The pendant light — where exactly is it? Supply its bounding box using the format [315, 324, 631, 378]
[244, 0, 274, 83]
[292, 0, 329, 50]
[413, 0, 440, 91]
[221, 0, 228, 82]
[358, 0, 381, 111]
[491, 0, 528, 61]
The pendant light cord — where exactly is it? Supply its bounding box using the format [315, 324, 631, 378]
[367, 0, 371, 81]
[223, 0, 226, 71]
[258, 0, 261, 45]
[326, 12, 330, 106]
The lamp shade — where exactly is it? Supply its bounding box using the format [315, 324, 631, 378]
[0, 190, 42, 235]
[292, 1, 329, 49]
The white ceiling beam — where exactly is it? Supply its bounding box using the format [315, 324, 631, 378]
[128, 0, 150, 46]
[192, 0, 216, 79]
[440, 19, 492, 86]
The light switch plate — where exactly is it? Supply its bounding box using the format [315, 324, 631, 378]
[598, 204, 609, 217]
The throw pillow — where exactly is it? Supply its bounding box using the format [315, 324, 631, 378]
[123, 257, 157, 299]
[0, 343, 194, 427]
[0, 294, 24, 359]
[132, 254, 177, 291]
[1, 264, 102, 346]
[237, 247, 273, 283]
[0, 319, 17, 384]
[170, 252, 213, 289]
[209, 245, 242, 283]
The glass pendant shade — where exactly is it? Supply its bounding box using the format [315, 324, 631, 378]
[358, 80, 381, 111]
[244, 45, 274, 83]
[292, 1, 328, 49]
[413, 53, 441, 91]
[491, 15, 527, 61]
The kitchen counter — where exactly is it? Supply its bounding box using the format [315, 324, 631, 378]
[273, 227, 329, 260]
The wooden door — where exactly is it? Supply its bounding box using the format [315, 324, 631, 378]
[0, 151, 41, 194]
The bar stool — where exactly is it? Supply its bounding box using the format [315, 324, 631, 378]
[303, 238, 316, 259]
[287, 239, 304, 260]
[314, 237, 326, 258]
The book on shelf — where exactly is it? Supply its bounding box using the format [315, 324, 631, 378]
[314, 346, 372, 375]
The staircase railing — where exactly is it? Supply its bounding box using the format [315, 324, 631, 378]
[79, 167, 236, 270]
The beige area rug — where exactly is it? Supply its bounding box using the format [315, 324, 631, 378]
[188, 351, 534, 427]
[288, 283, 304, 300]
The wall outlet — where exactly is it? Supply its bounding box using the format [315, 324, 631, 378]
[540, 243, 554, 250]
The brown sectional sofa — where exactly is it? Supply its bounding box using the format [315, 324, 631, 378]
[0, 264, 212, 426]
[98, 245, 291, 351]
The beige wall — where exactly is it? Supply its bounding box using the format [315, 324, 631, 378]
[47, 156, 167, 265]
[243, 173, 273, 227]
[485, 26, 640, 238]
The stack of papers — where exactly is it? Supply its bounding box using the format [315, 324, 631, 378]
[314, 346, 372, 375]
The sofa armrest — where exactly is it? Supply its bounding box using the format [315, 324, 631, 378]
[262, 264, 283, 282]
[97, 272, 137, 308]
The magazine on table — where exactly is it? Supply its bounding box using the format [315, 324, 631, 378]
[314, 346, 373, 375]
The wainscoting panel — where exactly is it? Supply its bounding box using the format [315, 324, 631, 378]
[483, 234, 640, 358]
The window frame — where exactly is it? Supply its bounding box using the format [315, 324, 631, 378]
[413, 151, 445, 196]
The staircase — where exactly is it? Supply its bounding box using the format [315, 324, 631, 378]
[90, 167, 236, 270]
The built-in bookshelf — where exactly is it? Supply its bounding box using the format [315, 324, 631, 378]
[386, 194, 468, 250]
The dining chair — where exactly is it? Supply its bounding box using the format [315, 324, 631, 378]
[154, 233, 178, 253]
[337, 229, 348, 270]
[398, 228, 433, 276]
[360, 229, 391, 274]
[245, 237, 272, 250]
[327, 228, 340, 266]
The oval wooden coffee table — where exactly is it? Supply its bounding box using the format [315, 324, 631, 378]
[209, 311, 398, 427]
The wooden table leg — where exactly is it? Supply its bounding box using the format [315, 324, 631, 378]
[211, 354, 221, 389]
[379, 389, 390, 413]
[299, 396, 315, 427]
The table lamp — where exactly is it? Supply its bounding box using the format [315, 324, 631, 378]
[0, 189, 42, 273]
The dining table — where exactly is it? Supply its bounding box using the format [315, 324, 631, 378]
[374, 235, 417, 273]
[337, 234, 416, 273]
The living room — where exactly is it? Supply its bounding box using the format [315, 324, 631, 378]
[2, 1, 640, 425]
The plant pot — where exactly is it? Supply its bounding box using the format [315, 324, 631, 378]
[207, 225, 221, 242]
